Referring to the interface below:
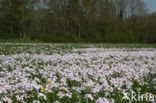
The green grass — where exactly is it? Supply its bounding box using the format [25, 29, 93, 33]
[1, 39, 156, 48]
[0, 43, 155, 103]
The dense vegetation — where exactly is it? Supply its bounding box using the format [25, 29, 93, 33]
[0, 0, 156, 43]
[0, 44, 156, 103]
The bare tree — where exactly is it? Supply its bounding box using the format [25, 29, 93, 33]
[111, 0, 147, 19]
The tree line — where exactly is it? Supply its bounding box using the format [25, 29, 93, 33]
[0, 0, 156, 43]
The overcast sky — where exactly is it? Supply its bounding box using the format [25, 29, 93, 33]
[143, 0, 156, 13]
[38, 0, 156, 13]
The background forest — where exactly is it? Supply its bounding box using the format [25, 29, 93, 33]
[0, 0, 156, 43]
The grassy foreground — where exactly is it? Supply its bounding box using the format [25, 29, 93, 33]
[0, 43, 156, 103]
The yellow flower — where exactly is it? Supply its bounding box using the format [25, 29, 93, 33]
[0, 84, 3, 87]
[47, 80, 53, 84]
[41, 86, 47, 93]
[108, 63, 113, 68]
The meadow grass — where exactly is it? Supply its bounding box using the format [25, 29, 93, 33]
[0, 43, 155, 103]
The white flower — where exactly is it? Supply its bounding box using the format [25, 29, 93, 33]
[16, 95, 24, 101]
[96, 97, 114, 103]
[3, 96, 12, 103]
[0, 44, 156, 103]
[38, 93, 47, 100]
[85, 94, 94, 100]
[33, 100, 40, 103]
[57, 92, 65, 99]
[53, 101, 60, 103]
[65, 93, 72, 98]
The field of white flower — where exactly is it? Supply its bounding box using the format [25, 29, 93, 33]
[0, 43, 156, 103]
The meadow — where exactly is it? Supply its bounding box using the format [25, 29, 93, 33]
[0, 43, 156, 103]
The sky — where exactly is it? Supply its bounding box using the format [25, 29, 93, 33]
[143, 0, 156, 13]
[39, 0, 156, 13]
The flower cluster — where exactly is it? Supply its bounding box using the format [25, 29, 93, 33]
[0, 44, 155, 103]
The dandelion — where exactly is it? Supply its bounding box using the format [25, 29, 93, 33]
[47, 80, 53, 84]
[108, 62, 113, 68]
[86, 66, 88, 69]
[41, 86, 47, 93]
